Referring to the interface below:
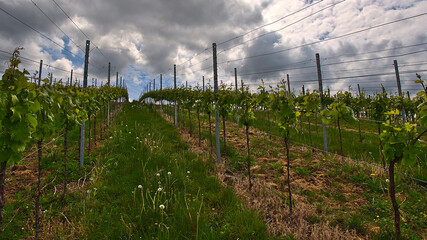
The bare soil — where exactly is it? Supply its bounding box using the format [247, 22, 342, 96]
[168, 111, 391, 239]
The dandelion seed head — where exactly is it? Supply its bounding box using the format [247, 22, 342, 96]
[138, 185, 143, 189]
[159, 204, 165, 210]
[167, 172, 171, 175]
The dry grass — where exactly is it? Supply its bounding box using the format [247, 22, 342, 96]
[165, 111, 376, 239]
[216, 165, 362, 239]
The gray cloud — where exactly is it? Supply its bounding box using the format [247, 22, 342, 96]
[0, 0, 426, 99]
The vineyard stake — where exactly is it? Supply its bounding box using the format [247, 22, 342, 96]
[235, 68, 239, 125]
[116, 72, 119, 113]
[213, 43, 221, 164]
[107, 101, 110, 127]
[316, 53, 328, 154]
[70, 69, 73, 86]
[160, 74, 163, 113]
[80, 40, 90, 167]
[393, 60, 406, 124]
[107, 62, 111, 86]
[287, 74, 291, 94]
[174, 64, 177, 126]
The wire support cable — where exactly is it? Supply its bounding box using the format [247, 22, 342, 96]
[256, 126, 427, 186]
[177, 0, 327, 69]
[218, 0, 345, 55]
[217, 0, 325, 47]
[0, 6, 82, 59]
[52, 0, 109, 62]
[29, 0, 85, 54]
[218, 12, 427, 65]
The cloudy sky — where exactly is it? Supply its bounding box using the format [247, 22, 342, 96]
[0, 0, 426, 100]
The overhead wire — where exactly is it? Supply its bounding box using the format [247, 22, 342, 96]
[0, 49, 84, 77]
[175, 0, 326, 70]
[217, 0, 325, 47]
[323, 42, 427, 61]
[51, 0, 110, 62]
[217, 11, 427, 65]
[218, 0, 346, 55]
[322, 69, 427, 81]
[0, 5, 82, 59]
[29, 0, 85, 54]
[321, 49, 427, 67]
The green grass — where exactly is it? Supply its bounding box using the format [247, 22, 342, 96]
[252, 111, 427, 182]
[2, 103, 112, 239]
[2, 103, 272, 239]
[147, 103, 427, 239]
[77, 102, 270, 239]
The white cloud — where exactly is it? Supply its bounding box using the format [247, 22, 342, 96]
[0, 0, 426, 98]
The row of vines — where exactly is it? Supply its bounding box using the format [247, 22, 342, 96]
[140, 76, 426, 239]
[0, 49, 128, 238]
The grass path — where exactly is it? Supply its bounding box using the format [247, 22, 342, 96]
[161, 104, 426, 239]
[77, 103, 271, 239]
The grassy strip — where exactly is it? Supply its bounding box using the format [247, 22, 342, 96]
[2, 103, 114, 239]
[77, 103, 270, 239]
[161, 103, 426, 239]
[252, 111, 427, 182]
[163, 104, 426, 181]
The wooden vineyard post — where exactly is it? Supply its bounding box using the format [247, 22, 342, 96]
[235, 68, 239, 125]
[80, 40, 90, 167]
[116, 72, 119, 113]
[213, 43, 221, 164]
[174, 64, 177, 126]
[394, 60, 406, 124]
[316, 53, 328, 154]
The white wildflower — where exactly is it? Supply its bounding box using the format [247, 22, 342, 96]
[156, 173, 160, 177]
[138, 185, 143, 189]
[386, 179, 390, 183]
[157, 187, 163, 192]
[187, 171, 190, 174]
[159, 204, 165, 210]
[167, 172, 171, 176]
